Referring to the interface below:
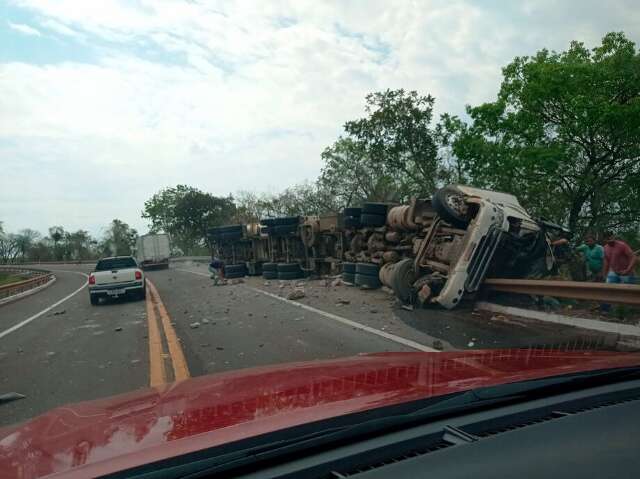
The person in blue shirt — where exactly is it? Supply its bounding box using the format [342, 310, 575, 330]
[208, 257, 225, 286]
[575, 234, 605, 281]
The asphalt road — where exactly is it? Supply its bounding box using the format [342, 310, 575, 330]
[0, 261, 622, 427]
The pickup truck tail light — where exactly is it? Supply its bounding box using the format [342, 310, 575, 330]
[88, 274, 95, 285]
[135, 270, 142, 280]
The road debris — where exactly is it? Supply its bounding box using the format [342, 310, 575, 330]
[336, 299, 350, 305]
[53, 310, 66, 316]
[432, 340, 443, 350]
[189, 322, 200, 329]
[114, 327, 123, 332]
[401, 304, 414, 311]
[287, 290, 306, 300]
[467, 341, 475, 347]
[0, 392, 26, 404]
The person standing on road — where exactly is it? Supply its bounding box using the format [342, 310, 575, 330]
[602, 232, 637, 285]
[209, 257, 225, 286]
[576, 234, 605, 281]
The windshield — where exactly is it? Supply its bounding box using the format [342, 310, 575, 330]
[95, 257, 137, 271]
[1, 2, 639, 479]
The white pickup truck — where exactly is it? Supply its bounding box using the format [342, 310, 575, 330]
[88, 256, 146, 305]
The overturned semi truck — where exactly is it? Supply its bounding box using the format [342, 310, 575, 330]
[207, 185, 566, 309]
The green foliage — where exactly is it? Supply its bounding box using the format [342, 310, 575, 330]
[319, 137, 404, 206]
[100, 219, 138, 257]
[342, 89, 449, 200]
[448, 32, 640, 234]
[142, 185, 236, 253]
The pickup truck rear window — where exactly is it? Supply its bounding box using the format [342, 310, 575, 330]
[95, 257, 137, 271]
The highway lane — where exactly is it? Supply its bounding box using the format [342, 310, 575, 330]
[145, 265, 417, 378]
[0, 261, 626, 428]
[0, 264, 150, 426]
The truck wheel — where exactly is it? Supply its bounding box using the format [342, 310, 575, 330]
[343, 207, 362, 217]
[342, 262, 356, 274]
[277, 263, 302, 273]
[355, 273, 382, 289]
[360, 214, 386, 227]
[342, 272, 356, 284]
[432, 186, 470, 228]
[90, 295, 99, 306]
[278, 271, 302, 280]
[362, 202, 389, 216]
[355, 263, 380, 276]
[263, 271, 278, 280]
[390, 259, 416, 303]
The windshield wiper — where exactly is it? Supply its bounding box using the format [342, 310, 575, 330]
[126, 365, 640, 479]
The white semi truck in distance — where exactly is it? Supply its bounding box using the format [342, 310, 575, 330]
[135, 234, 171, 270]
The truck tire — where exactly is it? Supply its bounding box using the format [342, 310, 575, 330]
[277, 263, 301, 273]
[432, 186, 470, 228]
[220, 232, 242, 242]
[224, 264, 247, 275]
[355, 262, 380, 276]
[362, 202, 389, 216]
[278, 271, 302, 280]
[273, 216, 300, 226]
[343, 216, 361, 229]
[90, 294, 99, 306]
[217, 225, 243, 234]
[261, 218, 276, 227]
[360, 214, 386, 227]
[225, 271, 246, 279]
[342, 272, 356, 284]
[343, 207, 362, 217]
[262, 262, 278, 272]
[355, 273, 382, 289]
[263, 271, 278, 280]
[261, 226, 271, 235]
[274, 224, 298, 235]
[390, 258, 416, 303]
[342, 262, 356, 274]
[138, 287, 146, 301]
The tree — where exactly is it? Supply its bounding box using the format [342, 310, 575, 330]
[342, 89, 448, 200]
[14, 229, 41, 260]
[448, 32, 640, 234]
[0, 230, 20, 264]
[142, 186, 236, 253]
[64, 230, 93, 260]
[48, 226, 65, 260]
[101, 219, 137, 256]
[319, 137, 405, 206]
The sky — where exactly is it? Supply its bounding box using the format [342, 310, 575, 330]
[1, 0, 638, 238]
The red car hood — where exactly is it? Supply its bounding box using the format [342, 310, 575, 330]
[2, 349, 639, 478]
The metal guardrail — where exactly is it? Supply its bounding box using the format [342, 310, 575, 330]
[483, 279, 640, 306]
[0, 266, 54, 300]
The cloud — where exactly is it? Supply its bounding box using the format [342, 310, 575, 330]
[2, 0, 639, 235]
[7, 21, 41, 36]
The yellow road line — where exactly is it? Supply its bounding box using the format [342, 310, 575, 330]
[147, 280, 191, 382]
[145, 282, 167, 387]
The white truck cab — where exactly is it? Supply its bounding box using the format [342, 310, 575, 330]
[88, 256, 146, 305]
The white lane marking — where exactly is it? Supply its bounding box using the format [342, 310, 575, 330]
[0, 272, 88, 340]
[173, 266, 438, 352]
[246, 286, 439, 353]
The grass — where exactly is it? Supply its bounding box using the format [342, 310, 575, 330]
[0, 273, 29, 286]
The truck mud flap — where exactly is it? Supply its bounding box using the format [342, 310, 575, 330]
[465, 227, 502, 292]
